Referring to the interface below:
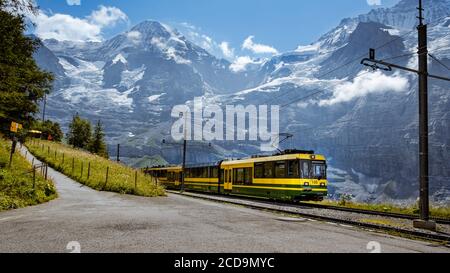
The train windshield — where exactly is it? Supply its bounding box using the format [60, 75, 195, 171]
[312, 161, 327, 179]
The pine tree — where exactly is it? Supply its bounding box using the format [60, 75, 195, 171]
[33, 120, 63, 142]
[0, 1, 53, 132]
[88, 120, 108, 158]
[67, 114, 92, 149]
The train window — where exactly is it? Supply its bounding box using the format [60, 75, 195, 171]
[202, 168, 208, 178]
[287, 160, 299, 178]
[233, 168, 252, 185]
[211, 167, 218, 178]
[301, 161, 311, 179]
[255, 163, 264, 178]
[244, 168, 252, 185]
[228, 170, 232, 183]
[275, 161, 286, 178]
[235, 169, 244, 185]
[263, 162, 274, 178]
[312, 161, 327, 179]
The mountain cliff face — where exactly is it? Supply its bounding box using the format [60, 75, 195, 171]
[36, 0, 450, 204]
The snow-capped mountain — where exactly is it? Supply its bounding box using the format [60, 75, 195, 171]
[35, 0, 450, 204]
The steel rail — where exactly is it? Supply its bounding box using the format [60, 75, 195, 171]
[168, 190, 450, 243]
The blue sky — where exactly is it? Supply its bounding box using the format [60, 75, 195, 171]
[33, 0, 400, 59]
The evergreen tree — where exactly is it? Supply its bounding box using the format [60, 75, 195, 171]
[88, 120, 108, 158]
[67, 114, 92, 149]
[33, 120, 63, 142]
[0, 1, 53, 133]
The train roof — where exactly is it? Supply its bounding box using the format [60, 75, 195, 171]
[146, 166, 182, 171]
[145, 150, 326, 170]
[221, 153, 326, 166]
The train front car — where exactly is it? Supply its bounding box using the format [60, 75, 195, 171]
[144, 166, 183, 190]
[221, 151, 328, 202]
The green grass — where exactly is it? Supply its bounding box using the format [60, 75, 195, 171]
[26, 140, 165, 197]
[308, 200, 450, 219]
[0, 137, 57, 211]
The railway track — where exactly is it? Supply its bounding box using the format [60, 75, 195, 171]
[172, 190, 450, 225]
[168, 190, 450, 244]
[295, 201, 450, 225]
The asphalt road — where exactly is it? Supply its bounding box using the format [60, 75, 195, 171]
[0, 147, 448, 253]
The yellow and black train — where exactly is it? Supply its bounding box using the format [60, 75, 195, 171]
[145, 150, 328, 202]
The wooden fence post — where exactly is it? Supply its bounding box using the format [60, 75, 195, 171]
[81, 162, 84, 179]
[87, 162, 91, 180]
[62, 153, 65, 164]
[33, 166, 36, 190]
[45, 164, 48, 180]
[104, 167, 109, 190]
[72, 158, 75, 174]
[135, 170, 138, 191]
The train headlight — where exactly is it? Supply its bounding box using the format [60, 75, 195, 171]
[304, 182, 310, 186]
[320, 183, 326, 187]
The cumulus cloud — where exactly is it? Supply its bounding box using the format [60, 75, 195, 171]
[229, 56, 265, 73]
[318, 71, 409, 106]
[367, 0, 381, 6]
[174, 22, 235, 60]
[151, 37, 191, 64]
[66, 0, 81, 6]
[30, 5, 128, 42]
[219, 42, 234, 59]
[32, 13, 103, 42]
[242, 36, 278, 55]
[87, 5, 128, 27]
[127, 30, 142, 44]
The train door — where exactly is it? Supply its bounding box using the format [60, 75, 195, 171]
[218, 164, 223, 194]
[224, 169, 233, 193]
[175, 171, 180, 187]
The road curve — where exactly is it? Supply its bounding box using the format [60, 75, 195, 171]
[0, 146, 448, 253]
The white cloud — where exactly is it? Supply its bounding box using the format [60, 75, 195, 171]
[66, 0, 81, 6]
[87, 5, 128, 27]
[32, 13, 103, 42]
[219, 42, 234, 59]
[242, 36, 278, 55]
[318, 71, 409, 106]
[151, 37, 191, 65]
[229, 56, 265, 73]
[30, 5, 128, 42]
[127, 30, 142, 44]
[367, 0, 381, 6]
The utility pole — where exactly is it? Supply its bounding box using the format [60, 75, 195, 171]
[416, 0, 431, 230]
[181, 111, 189, 193]
[161, 112, 202, 193]
[361, 0, 450, 231]
[117, 144, 120, 162]
[42, 94, 47, 122]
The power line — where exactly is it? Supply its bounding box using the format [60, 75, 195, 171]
[429, 53, 450, 72]
[279, 70, 373, 109]
[262, 14, 450, 108]
[261, 30, 418, 106]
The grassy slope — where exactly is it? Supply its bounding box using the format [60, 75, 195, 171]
[0, 137, 57, 211]
[26, 140, 165, 197]
[308, 200, 450, 219]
